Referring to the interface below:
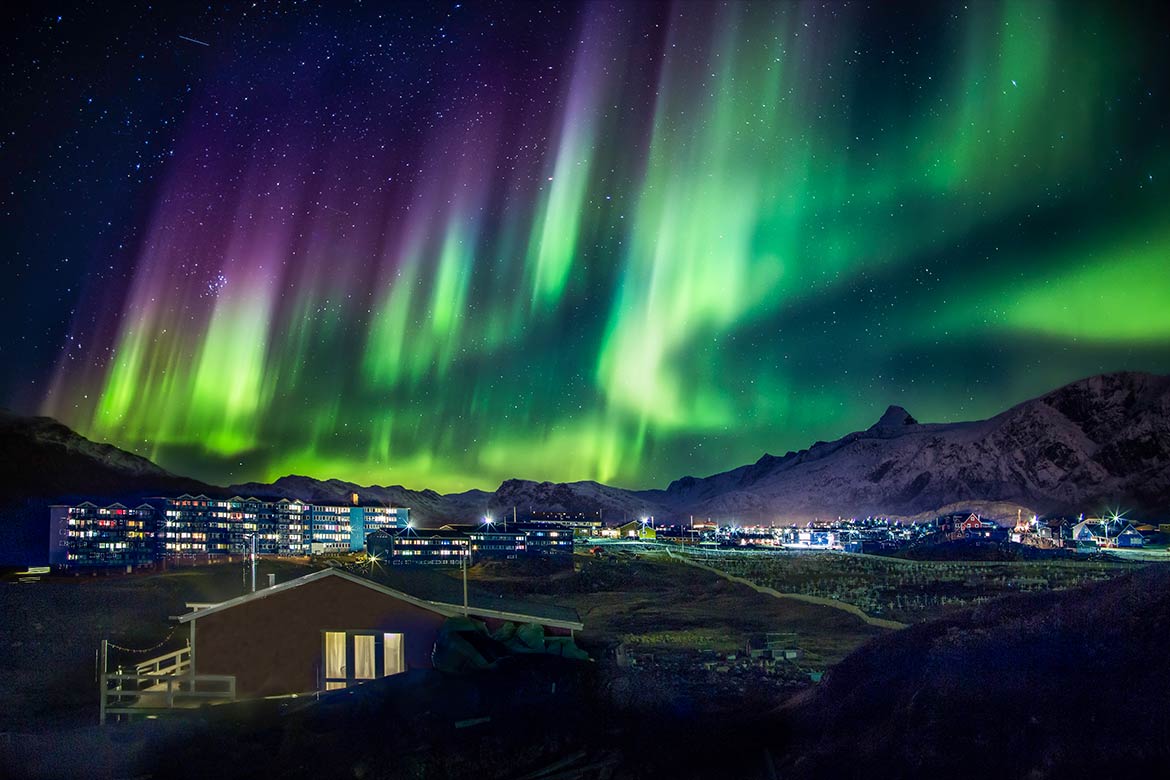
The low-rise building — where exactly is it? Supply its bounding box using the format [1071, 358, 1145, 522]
[615, 520, 656, 540]
[351, 505, 410, 549]
[48, 502, 156, 568]
[306, 503, 353, 553]
[1113, 523, 1146, 547]
[50, 494, 411, 566]
[161, 494, 237, 557]
[367, 523, 574, 564]
[958, 513, 986, 534]
[371, 528, 469, 564]
[1071, 519, 1102, 544]
[466, 528, 527, 559]
[99, 568, 584, 719]
[524, 511, 603, 537]
[779, 527, 841, 549]
[516, 524, 574, 555]
[1074, 519, 1146, 548]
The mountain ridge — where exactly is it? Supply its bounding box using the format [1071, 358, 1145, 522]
[628, 371, 1169, 521]
[0, 409, 211, 507]
[2, 372, 1167, 532]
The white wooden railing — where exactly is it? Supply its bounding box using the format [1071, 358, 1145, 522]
[134, 646, 191, 677]
[100, 645, 236, 724]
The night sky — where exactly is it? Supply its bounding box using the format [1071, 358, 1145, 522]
[5, 1, 1170, 492]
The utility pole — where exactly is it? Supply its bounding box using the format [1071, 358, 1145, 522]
[250, 533, 257, 593]
[461, 544, 469, 616]
[99, 639, 108, 725]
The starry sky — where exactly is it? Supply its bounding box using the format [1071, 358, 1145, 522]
[5, 1, 1170, 492]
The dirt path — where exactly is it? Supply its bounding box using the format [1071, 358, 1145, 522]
[663, 549, 908, 630]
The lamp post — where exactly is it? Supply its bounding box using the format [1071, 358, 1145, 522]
[243, 533, 257, 593]
[462, 543, 469, 616]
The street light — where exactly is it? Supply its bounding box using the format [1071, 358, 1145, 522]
[242, 532, 257, 592]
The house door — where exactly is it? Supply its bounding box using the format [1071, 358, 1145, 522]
[323, 631, 405, 690]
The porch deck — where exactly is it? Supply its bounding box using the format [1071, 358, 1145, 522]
[100, 646, 237, 723]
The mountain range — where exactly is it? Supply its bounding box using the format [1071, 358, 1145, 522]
[2, 373, 1167, 547]
[630, 370, 1170, 523]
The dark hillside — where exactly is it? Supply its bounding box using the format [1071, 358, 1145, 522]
[0, 410, 211, 507]
[775, 563, 1170, 779]
[0, 411, 215, 564]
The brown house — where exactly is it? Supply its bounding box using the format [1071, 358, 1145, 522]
[176, 568, 583, 698]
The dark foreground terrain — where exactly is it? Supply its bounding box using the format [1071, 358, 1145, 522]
[775, 562, 1170, 779]
[2, 556, 1168, 778]
[0, 551, 879, 779]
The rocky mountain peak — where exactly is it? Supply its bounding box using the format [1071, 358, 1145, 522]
[870, 405, 918, 430]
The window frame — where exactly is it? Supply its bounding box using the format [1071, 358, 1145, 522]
[321, 629, 405, 690]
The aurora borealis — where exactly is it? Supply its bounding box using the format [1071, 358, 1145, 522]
[8, 1, 1170, 492]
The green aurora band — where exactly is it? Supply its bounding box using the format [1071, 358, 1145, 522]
[42, 1, 1170, 492]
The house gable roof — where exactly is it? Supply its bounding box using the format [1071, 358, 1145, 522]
[177, 567, 583, 631]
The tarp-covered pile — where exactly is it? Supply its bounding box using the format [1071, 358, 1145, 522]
[432, 616, 589, 674]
